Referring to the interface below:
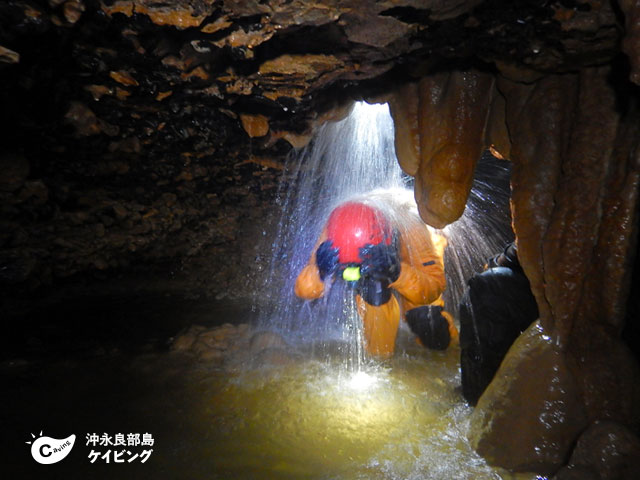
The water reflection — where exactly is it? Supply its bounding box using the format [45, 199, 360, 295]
[161, 333, 530, 479]
[4, 302, 539, 479]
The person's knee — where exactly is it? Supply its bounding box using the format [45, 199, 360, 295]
[406, 306, 451, 350]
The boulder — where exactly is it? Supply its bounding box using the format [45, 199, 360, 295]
[469, 320, 588, 475]
[554, 421, 640, 480]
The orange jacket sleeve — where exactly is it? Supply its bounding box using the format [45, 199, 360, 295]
[294, 230, 328, 300]
[390, 225, 447, 306]
[294, 263, 325, 299]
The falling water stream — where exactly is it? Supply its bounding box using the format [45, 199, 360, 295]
[204, 100, 528, 479]
[257, 100, 513, 358]
[257, 101, 408, 351]
[5, 102, 537, 480]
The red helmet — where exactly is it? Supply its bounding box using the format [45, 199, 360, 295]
[326, 202, 392, 264]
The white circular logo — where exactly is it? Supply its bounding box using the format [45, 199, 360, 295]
[26, 432, 76, 464]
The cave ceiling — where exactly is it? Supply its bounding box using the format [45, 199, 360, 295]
[0, 0, 623, 165]
[0, 0, 635, 296]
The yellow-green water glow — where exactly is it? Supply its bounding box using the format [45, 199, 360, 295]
[161, 340, 537, 480]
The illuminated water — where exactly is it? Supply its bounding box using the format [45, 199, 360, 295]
[5, 102, 522, 478]
[441, 151, 513, 316]
[186, 343, 515, 479]
[258, 100, 513, 349]
[5, 314, 537, 479]
[257, 101, 408, 349]
[242, 101, 518, 477]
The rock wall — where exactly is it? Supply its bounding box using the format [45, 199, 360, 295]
[0, 0, 626, 302]
[386, 56, 640, 477]
[0, 139, 282, 305]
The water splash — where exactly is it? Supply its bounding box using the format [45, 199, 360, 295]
[256, 101, 406, 361]
[183, 349, 523, 480]
[257, 101, 512, 362]
[218, 102, 520, 478]
[440, 151, 514, 317]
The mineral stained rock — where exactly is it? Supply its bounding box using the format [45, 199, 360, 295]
[554, 420, 640, 480]
[469, 321, 588, 475]
[101, 0, 208, 29]
[500, 65, 639, 352]
[240, 114, 270, 138]
[498, 73, 577, 333]
[389, 70, 495, 228]
[467, 66, 640, 474]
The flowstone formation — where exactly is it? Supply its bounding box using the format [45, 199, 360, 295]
[2, 0, 640, 476]
[388, 70, 497, 228]
[387, 63, 640, 474]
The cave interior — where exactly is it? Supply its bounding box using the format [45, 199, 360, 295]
[3, 0, 640, 478]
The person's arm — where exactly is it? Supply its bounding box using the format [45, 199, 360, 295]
[294, 262, 325, 299]
[294, 231, 328, 300]
[390, 227, 447, 306]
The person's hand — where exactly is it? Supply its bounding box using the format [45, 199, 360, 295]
[359, 276, 392, 306]
[359, 243, 400, 283]
[484, 242, 522, 273]
[315, 240, 339, 280]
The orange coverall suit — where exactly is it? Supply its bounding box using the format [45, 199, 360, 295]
[294, 222, 458, 357]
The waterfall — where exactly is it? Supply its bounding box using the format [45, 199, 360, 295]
[256, 100, 513, 358]
[256, 102, 405, 347]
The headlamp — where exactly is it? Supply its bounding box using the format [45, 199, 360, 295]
[342, 266, 361, 282]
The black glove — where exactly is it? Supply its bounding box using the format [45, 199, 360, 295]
[485, 242, 522, 274]
[358, 276, 392, 306]
[315, 240, 339, 280]
[359, 242, 400, 283]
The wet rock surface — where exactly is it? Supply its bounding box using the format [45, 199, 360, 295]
[469, 321, 589, 475]
[554, 421, 640, 480]
[170, 322, 295, 368]
[468, 65, 640, 473]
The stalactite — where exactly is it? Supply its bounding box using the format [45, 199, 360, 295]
[387, 82, 420, 176]
[545, 68, 621, 347]
[578, 106, 640, 333]
[498, 73, 579, 336]
[389, 70, 495, 229]
[567, 88, 640, 428]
